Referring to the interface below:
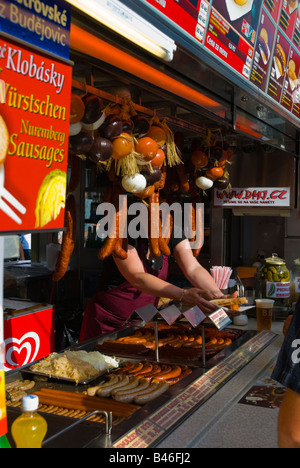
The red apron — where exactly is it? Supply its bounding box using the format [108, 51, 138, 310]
[79, 245, 169, 342]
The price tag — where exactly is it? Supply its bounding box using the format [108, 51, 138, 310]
[134, 304, 158, 323]
[208, 308, 232, 330]
[159, 305, 182, 325]
[183, 306, 206, 328]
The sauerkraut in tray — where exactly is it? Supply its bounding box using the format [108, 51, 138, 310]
[28, 350, 119, 385]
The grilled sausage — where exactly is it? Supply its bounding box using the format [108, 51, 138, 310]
[134, 380, 169, 405]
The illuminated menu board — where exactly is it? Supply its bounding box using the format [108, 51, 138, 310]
[144, 0, 300, 121]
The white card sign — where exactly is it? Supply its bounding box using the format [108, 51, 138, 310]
[183, 306, 206, 328]
[208, 308, 232, 330]
[159, 305, 182, 325]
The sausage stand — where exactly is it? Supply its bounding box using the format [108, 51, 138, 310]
[0, 0, 299, 449]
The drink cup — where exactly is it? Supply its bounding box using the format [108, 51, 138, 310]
[255, 299, 275, 331]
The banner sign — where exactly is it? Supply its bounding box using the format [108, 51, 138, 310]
[214, 187, 291, 207]
[0, 35, 72, 233]
[3, 306, 54, 371]
[0, 0, 71, 60]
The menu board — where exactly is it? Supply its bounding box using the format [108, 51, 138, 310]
[144, 0, 203, 42]
[144, 0, 300, 122]
[204, 6, 254, 79]
[250, 11, 276, 90]
[292, 7, 300, 50]
[0, 36, 72, 233]
[279, 0, 298, 39]
[281, 46, 300, 110]
[264, 0, 282, 22]
[267, 31, 291, 102]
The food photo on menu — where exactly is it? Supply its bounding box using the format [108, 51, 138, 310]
[281, 47, 300, 111]
[212, 0, 263, 44]
[267, 32, 291, 102]
[250, 11, 276, 92]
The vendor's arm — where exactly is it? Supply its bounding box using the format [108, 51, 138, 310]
[113, 245, 218, 315]
[173, 239, 237, 301]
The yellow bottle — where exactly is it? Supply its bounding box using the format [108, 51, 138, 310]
[11, 395, 47, 448]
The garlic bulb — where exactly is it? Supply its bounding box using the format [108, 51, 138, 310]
[121, 174, 147, 193]
[195, 176, 214, 190]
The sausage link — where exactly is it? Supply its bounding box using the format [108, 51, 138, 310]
[133, 380, 169, 405]
[52, 194, 76, 282]
[111, 376, 139, 396]
[148, 192, 161, 258]
[127, 362, 144, 374]
[97, 374, 130, 398]
[155, 365, 182, 381]
[113, 378, 151, 403]
[135, 362, 153, 375]
[166, 366, 192, 385]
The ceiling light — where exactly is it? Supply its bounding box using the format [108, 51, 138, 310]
[67, 0, 177, 62]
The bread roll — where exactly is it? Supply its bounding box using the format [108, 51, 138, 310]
[0, 115, 9, 166]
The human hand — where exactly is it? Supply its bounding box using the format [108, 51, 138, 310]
[181, 288, 221, 315]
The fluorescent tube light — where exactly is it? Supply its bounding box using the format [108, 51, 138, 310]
[67, 0, 177, 61]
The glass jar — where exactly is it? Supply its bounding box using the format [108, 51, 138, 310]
[259, 253, 290, 307]
[290, 258, 300, 303]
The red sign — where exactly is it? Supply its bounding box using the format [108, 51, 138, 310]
[292, 8, 300, 51]
[3, 307, 54, 371]
[0, 35, 72, 233]
[205, 7, 254, 80]
[263, 0, 282, 23]
[279, 0, 298, 40]
[145, 0, 201, 41]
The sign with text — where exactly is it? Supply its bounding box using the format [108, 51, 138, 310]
[0, 36, 72, 233]
[144, 0, 300, 124]
[0, 0, 71, 60]
[3, 306, 54, 371]
[145, 0, 205, 43]
[250, 10, 276, 92]
[214, 187, 291, 207]
[208, 308, 232, 329]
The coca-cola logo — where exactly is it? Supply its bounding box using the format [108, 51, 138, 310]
[4, 332, 40, 371]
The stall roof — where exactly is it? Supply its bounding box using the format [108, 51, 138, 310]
[69, 2, 299, 156]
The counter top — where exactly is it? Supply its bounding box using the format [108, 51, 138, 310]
[158, 318, 284, 448]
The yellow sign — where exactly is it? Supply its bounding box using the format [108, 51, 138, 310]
[0, 371, 7, 436]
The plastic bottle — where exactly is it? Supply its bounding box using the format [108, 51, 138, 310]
[0, 434, 11, 448]
[11, 395, 47, 448]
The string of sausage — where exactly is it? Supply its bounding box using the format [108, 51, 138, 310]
[174, 132, 189, 193]
[52, 194, 77, 283]
[98, 183, 128, 260]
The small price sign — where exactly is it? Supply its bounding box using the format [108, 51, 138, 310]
[208, 308, 232, 330]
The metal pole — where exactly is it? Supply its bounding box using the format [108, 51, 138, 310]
[154, 321, 159, 362]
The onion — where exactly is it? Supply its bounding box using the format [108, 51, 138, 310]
[81, 112, 105, 131]
[69, 121, 82, 136]
[122, 174, 147, 193]
[195, 176, 214, 190]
